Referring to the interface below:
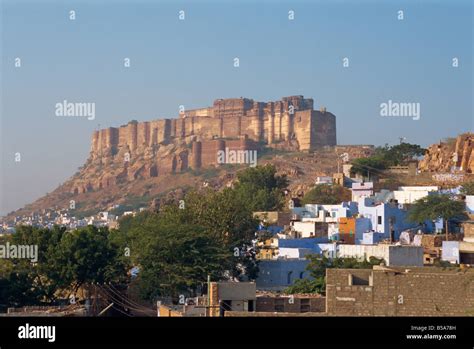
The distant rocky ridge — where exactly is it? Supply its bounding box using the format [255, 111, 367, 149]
[419, 133, 474, 174]
[71, 96, 337, 194]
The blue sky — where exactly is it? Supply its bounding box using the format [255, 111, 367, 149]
[1, 0, 473, 215]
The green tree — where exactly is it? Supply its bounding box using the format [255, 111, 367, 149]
[0, 258, 43, 309]
[408, 194, 467, 240]
[9, 225, 68, 303]
[51, 226, 128, 297]
[350, 142, 425, 176]
[135, 224, 231, 300]
[114, 165, 290, 302]
[387, 143, 425, 165]
[285, 255, 383, 295]
[461, 181, 474, 196]
[301, 184, 351, 205]
[1, 225, 127, 307]
[233, 164, 288, 211]
[350, 156, 388, 177]
[115, 187, 261, 301]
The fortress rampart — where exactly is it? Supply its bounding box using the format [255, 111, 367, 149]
[72, 96, 336, 194]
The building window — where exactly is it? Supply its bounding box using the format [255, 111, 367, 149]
[275, 298, 285, 312]
[300, 299, 310, 313]
[299, 271, 304, 279]
[221, 300, 232, 317]
[287, 271, 293, 285]
[348, 273, 370, 286]
[377, 216, 382, 225]
[248, 300, 254, 312]
[352, 276, 369, 286]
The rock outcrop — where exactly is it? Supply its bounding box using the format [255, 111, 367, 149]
[419, 133, 474, 173]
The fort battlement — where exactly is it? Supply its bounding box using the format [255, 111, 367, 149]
[91, 95, 335, 156]
[73, 96, 336, 194]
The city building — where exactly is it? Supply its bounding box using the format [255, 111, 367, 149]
[442, 221, 474, 264]
[351, 182, 374, 201]
[466, 195, 474, 215]
[209, 282, 256, 317]
[337, 217, 371, 244]
[315, 176, 333, 185]
[256, 259, 310, 291]
[255, 293, 325, 313]
[326, 266, 474, 316]
[392, 186, 439, 204]
[357, 198, 416, 242]
[337, 244, 424, 267]
[292, 202, 357, 222]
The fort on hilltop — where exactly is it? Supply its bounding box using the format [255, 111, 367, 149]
[73, 96, 337, 194]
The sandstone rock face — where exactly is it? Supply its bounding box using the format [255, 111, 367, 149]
[71, 96, 337, 194]
[419, 133, 474, 173]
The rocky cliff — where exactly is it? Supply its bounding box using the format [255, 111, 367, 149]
[419, 133, 474, 173]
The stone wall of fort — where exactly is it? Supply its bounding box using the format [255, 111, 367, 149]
[72, 96, 336, 194]
[90, 95, 336, 157]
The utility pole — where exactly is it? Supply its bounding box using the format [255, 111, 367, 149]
[207, 274, 211, 317]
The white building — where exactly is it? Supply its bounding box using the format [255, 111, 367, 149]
[328, 223, 339, 241]
[466, 195, 474, 214]
[351, 182, 374, 201]
[315, 176, 333, 185]
[293, 202, 357, 223]
[278, 248, 314, 259]
[392, 186, 439, 204]
[357, 197, 415, 241]
[338, 244, 423, 266]
[99, 211, 109, 221]
[291, 221, 320, 238]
